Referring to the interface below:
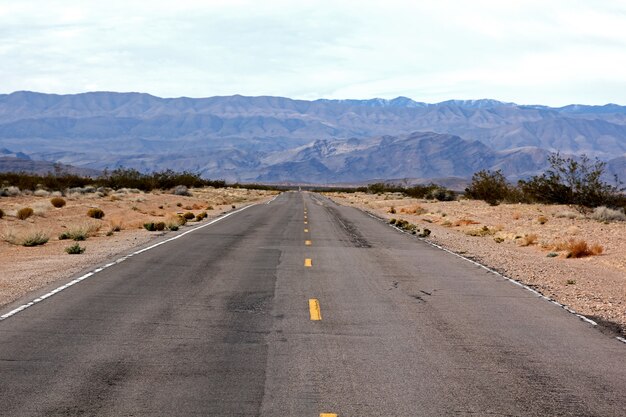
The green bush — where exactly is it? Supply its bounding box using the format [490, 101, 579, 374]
[518, 154, 623, 209]
[87, 208, 105, 219]
[143, 222, 156, 231]
[465, 170, 512, 206]
[65, 243, 85, 254]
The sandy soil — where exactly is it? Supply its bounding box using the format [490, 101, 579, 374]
[0, 187, 277, 308]
[326, 192, 626, 336]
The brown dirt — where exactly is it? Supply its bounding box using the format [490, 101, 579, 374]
[327, 192, 626, 336]
[0, 187, 277, 308]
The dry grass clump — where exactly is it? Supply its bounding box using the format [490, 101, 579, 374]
[388, 206, 396, 214]
[555, 210, 580, 219]
[3, 230, 49, 246]
[183, 212, 195, 220]
[550, 239, 604, 258]
[519, 233, 538, 246]
[50, 197, 66, 208]
[537, 216, 548, 225]
[465, 226, 495, 237]
[454, 218, 480, 226]
[590, 206, 626, 222]
[58, 223, 101, 241]
[33, 189, 50, 197]
[0, 208, 4, 219]
[195, 211, 208, 221]
[108, 218, 123, 232]
[512, 212, 521, 220]
[17, 207, 34, 220]
[400, 204, 426, 215]
[86, 208, 105, 219]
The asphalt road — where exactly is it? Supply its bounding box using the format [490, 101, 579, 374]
[1, 191, 625, 416]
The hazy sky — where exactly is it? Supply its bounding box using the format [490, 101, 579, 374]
[1, 0, 626, 105]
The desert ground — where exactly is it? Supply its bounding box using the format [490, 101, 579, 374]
[0, 186, 277, 308]
[326, 191, 626, 336]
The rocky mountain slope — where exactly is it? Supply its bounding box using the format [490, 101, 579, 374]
[0, 91, 624, 183]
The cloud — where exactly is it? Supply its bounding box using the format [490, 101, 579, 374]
[1, 0, 625, 105]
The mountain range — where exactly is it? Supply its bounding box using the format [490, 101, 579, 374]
[0, 91, 625, 185]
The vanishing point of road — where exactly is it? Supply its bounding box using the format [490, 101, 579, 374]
[1, 192, 625, 416]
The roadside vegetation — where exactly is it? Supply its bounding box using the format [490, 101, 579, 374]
[465, 153, 626, 212]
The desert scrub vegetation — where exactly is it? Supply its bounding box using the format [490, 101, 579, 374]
[143, 221, 166, 232]
[86, 208, 105, 219]
[50, 197, 66, 208]
[182, 212, 195, 220]
[389, 218, 431, 237]
[0, 208, 4, 219]
[465, 153, 625, 210]
[65, 243, 85, 254]
[400, 204, 427, 215]
[58, 223, 100, 241]
[0, 168, 281, 194]
[195, 211, 208, 221]
[590, 206, 626, 222]
[519, 234, 538, 246]
[17, 207, 34, 220]
[3, 230, 49, 246]
[465, 226, 496, 237]
[550, 239, 604, 258]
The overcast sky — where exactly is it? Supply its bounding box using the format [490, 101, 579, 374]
[1, 0, 626, 105]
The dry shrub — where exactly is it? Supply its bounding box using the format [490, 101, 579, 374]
[555, 211, 580, 219]
[388, 206, 396, 214]
[565, 240, 604, 258]
[183, 212, 195, 220]
[454, 218, 480, 226]
[590, 206, 626, 222]
[34, 189, 50, 197]
[537, 216, 548, 225]
[50, 197, 66, 208]
[3, 229, 49, 246]
[0, 208, 4, 219]
[17, 207, 34, 220]
[192, 203, 202, 210]
[465, 226, 494, 237]
[551, 239, 604, 258]
[87, 208, 105, 219]
[520, 233, 538, 246]
[512, 212, 521, 220]
[109, 218, 123, 232]
[400, 205, 426, 215]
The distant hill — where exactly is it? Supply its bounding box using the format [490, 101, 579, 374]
[0, 91, 625, 183]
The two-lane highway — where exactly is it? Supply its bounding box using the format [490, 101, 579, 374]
[1, 191, 625, 416]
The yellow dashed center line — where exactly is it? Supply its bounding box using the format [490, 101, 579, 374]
[304, 221, 308, 224]
[305, 240, 312, 246]
[304, 258, 312, 267]
[320, 413, 337, 417]
[304, 228, 309, 232]
[309, 299, 322, 320]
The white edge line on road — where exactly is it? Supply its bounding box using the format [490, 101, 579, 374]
[360, 210, 626, 345]
[266, 193, 280, 205]
[0, 204, 256, 322]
